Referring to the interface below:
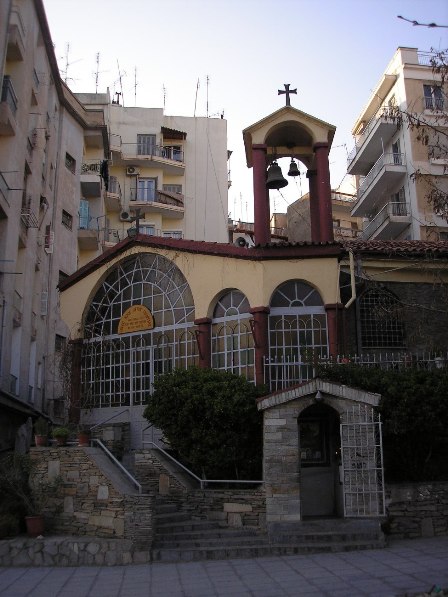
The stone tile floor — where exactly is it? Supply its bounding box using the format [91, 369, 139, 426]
[0, 536, 447, 596]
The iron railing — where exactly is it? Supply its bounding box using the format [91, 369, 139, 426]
[121, 143, 184, 162]
[91, 438, 142, 494]
[107, 176, 121, 197]
[264, 351, 448, 392]
[361, 202, 410, 240]
[347, 106, 396, 166]
[358, 153, 404, 199]
[1, 76, 18, 116]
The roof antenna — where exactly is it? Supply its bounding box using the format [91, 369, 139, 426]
[134, 66, 138, 106]
[194, 78, 200, 117]
[163, 84, 166, 111]
[206, 75, 209, 118]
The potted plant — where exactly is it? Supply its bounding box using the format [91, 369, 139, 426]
[77, 424, 91, 447]
[0, 453, 62, 537]
[34, 417, 49, 447]
[52, 426, 70, 447]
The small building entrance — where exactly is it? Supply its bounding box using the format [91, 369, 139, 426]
[299, 403, 342, 518]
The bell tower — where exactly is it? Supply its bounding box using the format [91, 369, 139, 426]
[243, 87, 336, 244]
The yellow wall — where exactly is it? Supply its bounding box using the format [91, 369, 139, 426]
[60, 247, 340, 338]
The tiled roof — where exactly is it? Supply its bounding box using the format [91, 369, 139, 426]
[342, 239, 448, 256]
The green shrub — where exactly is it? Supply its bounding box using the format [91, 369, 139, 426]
[144, 367, 265, 480]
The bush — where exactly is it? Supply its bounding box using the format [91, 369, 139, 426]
[318, 364, 448, 482]
[144, 367, 265, 480]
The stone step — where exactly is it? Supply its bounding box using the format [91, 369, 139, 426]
[155, 534, 269, 549]
[155, 527, 260, 542]
[151, 539, 386, 562]
[156, 519, 220, 534]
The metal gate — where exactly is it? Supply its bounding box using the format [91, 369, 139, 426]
[340, 404, 385, 517]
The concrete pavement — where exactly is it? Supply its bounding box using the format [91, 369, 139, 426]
[0, 536, 447, 597]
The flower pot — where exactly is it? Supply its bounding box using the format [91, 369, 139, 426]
[78, 433, 90, 447]
[25, 515, 45, 537]
[55, 436, 67, 447]
[34, 435, 47, 447]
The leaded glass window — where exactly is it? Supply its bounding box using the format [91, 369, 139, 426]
[211, 290, 254, 381]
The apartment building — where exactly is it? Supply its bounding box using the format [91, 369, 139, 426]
[75, 94, 230, 268]
[347, 47, 448, 241]
[287, 191, 363, 242]
[0, 0, 110, 447]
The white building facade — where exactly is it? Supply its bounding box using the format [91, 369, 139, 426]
[347, 47, 448, 241]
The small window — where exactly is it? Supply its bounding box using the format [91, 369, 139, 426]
[423, 84, 444, 110]
[162, 231, 182, 239]
[65, 152, 76, 173]
[62, 210, 73, 229]
[137, 134, 156, 156]
[55, 334, 66, 352]
[439, 231, 448, 241]
[360, 288, 405, 348]
[163, 184, 182, 194]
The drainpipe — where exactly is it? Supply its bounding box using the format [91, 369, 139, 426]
[344, 250, 357, 309]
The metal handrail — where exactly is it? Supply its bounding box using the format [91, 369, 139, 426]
[145, 437, 263, 489]
[358, 153, 404, 199]
[91, 438, 142, 494]
[89, 408, 129, 431]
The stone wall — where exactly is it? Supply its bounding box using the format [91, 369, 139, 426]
[385, 481, 448, 539]
[30, 447, 153, 547]
[133, 450, 266, 529]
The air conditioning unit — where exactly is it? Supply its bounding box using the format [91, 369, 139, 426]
[234, 235, 254, 248]
[120, 210, 132, 221]
[126, 166, 139, 176]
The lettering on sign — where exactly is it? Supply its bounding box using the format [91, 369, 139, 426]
[118, 305, 154, 334]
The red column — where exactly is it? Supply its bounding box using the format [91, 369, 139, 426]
[325, 303, 342, 358]
[252, 144, 271, 245]
[194, 318, 212, 368]
[249, 306, 270, 387]
[314, 142, 334, 242]
[306, 169, 320, 242]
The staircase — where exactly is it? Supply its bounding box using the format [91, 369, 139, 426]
[151, 498, 386, 562]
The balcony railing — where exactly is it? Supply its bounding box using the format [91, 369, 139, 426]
[358, 152, 404, 199]
[424, 96, 444, 111]
[361, 202, 409, 240]
[130, 190, 184, 207]
[81, 160, 102, 174]
[0, 172, 9, 205]
[108, 176, 121, 197]
[32, 68, 40, 89]
[122, 143, 184, 162]
[101, 227, 183, 244]
[1, 76, 18, 116]
[347, 106, 396, 166]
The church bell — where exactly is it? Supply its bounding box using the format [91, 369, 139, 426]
[266, 162, 288, 189]
[288, 158, 300, 177]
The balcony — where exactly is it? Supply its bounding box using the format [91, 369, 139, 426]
[347, 107, 398, 175]
[361, 202, 411, 240]
[0, 173, 10, 217]
[120, 143, 185, 175]
[105, 176, 122, 212]
[351, 153, 406, 217]
[129, 190, 184, 218]
[80, 160, 102, 197]
[333, 224, 362, 239]
[0, 76, 18, 135]
[78, 219, 100, 251]
[7, 7, 26, 61]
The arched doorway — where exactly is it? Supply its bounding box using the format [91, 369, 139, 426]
[298, 403, 342, 518]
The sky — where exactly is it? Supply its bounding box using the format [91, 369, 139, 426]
[42, 0, 448, 222]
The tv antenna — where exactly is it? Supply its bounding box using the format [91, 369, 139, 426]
[60, 42, 82, 84]
[93, 52, 108, 93]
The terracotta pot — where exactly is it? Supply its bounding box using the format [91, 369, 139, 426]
[78, 433, 90, 447]
[34, 435, 47, 447]
[25, 515, 45, 537]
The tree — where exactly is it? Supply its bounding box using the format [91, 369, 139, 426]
[389, 48, 448, 221]
[317, 363, 448, 482]
[143, 367, 265, 480]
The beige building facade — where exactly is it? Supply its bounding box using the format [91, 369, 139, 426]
[347, 47, 448, 241]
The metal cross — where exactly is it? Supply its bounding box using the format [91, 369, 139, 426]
[278, 84, 297, 106]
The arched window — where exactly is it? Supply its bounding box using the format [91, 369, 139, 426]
[211, 290, 254, 381]
[360, 288, 405, 348]
[268, 281, 328, 388]
[81, 253, 197, 408]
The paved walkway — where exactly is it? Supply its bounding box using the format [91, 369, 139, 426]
[0, 536, 447, 597]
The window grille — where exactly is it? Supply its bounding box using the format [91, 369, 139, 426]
[212, 290, 255, 381]
[360, 288, 405, 348]
[81, 253, 197, 408]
